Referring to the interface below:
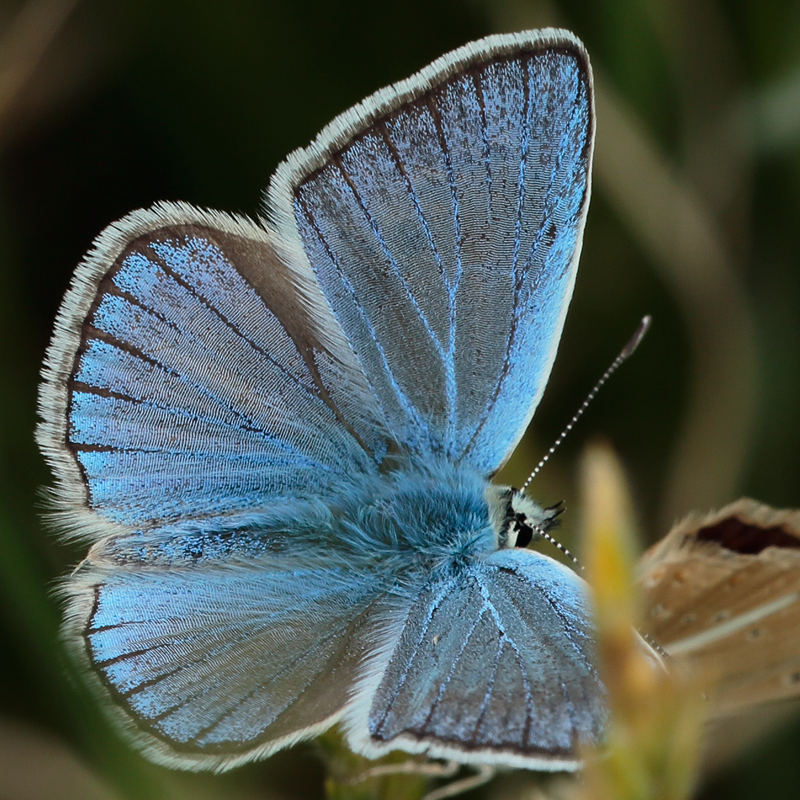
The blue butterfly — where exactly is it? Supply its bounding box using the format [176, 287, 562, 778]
[38, 28, 604, 772]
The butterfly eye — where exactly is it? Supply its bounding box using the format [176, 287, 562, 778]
[513, 517, 535, 548]
[502, 492, 565, 549]
[502, 514, 535, 548]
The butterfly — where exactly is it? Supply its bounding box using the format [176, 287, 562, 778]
[37, 28, 604, 772]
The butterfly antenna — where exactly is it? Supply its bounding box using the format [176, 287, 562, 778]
[532, 522, 583, 571]
[520, 315, 651, 495]
[641, 631, 671, 661]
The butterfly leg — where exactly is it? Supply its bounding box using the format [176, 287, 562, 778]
[345, 760, 494, 800]
[346, 759, 460, 783]
[423, 764, 496, 800]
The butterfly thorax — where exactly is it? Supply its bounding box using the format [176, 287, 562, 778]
[330, 461, 558, 578]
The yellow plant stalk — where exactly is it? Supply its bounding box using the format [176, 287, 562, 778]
[573, 442, 706, 800]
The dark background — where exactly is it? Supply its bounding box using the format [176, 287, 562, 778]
[1, 0, 799, 798]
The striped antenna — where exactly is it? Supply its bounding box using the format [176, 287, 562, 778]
[531, 522, 583, 571]
[520, 316, 651, 495]
[641, 631, 671, 661]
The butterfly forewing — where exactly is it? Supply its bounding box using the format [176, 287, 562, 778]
[271, 30, 593, 474]
[39, 205, 386, 537]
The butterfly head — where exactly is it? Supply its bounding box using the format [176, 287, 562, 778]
[486, 487, 564, 550]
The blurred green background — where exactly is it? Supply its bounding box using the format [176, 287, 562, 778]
[1, 0, 800, 798]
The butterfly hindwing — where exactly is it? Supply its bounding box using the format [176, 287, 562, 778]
[348, 549, 605, 768]
[270, 29, 594, 474]
[69, 549, 385, 769]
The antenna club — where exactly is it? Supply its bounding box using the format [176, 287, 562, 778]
[621, 315, 652, 359]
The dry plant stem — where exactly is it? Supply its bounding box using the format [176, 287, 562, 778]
[592, 79, 757, 529]
[0, 0, 80, 126]
[642, 0, 747, 219]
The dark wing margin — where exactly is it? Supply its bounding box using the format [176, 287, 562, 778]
[37, 202, 387, 540]
[267, 28, 594, 474]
